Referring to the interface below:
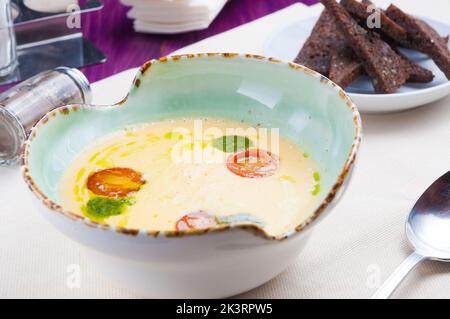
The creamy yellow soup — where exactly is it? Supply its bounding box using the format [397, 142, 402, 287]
[59, 118, 320, 236]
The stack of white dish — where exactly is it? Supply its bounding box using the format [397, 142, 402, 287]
[23, 0, 79, 13]
[120, 0, 228, 34]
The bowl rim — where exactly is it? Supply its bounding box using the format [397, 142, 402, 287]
[21, 52, 362, 241]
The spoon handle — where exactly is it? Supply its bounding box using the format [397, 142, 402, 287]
[371, 252, 425, 299]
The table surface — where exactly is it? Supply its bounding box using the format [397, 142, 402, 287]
[81, 0, 318, 84]
[1, 0, 450, 299]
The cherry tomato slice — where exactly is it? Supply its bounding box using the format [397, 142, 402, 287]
[175, 211, 218, 231]
[226, 149, 279, 178]
[87, 167, 145, 198]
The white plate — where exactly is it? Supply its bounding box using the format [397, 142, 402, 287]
[134, 20, 210, 34]
[263, 15, 450, 114]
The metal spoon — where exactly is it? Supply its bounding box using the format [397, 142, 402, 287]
[372, 171, 450, 299]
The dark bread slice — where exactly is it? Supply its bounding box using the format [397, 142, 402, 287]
[398, 19, 450, 50]
[386, 4, 450, 79]
[406, 61, 435, 83]
[387, 44, 434, 83]
[321, 0, 410, 93]
[416, 20, 450, 48]
[327, 39, 431, 85]
[345, 0, 430, 84]
[294, 8, 363, 88]
[354, 1, 448, 48]
[294, 10, 344, 75]
[341, 0, 407, 42]
[328, 48, 364, 88]
[399, 53, 434, 83]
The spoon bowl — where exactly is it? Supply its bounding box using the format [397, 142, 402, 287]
[373, 171, 450, 298]
[407, 172, 450, 260]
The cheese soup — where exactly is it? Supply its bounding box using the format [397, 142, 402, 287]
[59, 118, 320, 236]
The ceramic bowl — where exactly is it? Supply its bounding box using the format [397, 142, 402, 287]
[22, 53, 362, 298]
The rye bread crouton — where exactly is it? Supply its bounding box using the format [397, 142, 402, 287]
[294, 9, 363, 88]
[321, 0, 410, 93]
[328, 48, 364, 88]
[294, 10, 345, 75]
[401, 56, 434, 83]
[344, 0, 430, 84]
[386, 4, 450, 79]
[341, 0, 407, 43]
[349, 1, 447, 50]
[394, 19, 450, 51]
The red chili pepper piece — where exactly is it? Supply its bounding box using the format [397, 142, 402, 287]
[87, 167, 145, 198]
[226, 149, 279, 178]
[175, 211, 218, 231]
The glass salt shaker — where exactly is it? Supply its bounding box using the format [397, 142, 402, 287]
[0, 67, 91, 166]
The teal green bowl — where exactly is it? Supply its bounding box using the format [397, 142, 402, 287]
[21, 53, 361, 298]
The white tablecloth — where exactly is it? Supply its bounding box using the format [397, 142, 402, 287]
[1, 0, 449, 298]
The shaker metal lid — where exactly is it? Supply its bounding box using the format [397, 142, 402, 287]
[56, 66, 92, 104]
[0, 107, 26, 166]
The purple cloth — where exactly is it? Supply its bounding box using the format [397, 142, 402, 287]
[81, 0, 318, 83]
[0, 0, 318, 94]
